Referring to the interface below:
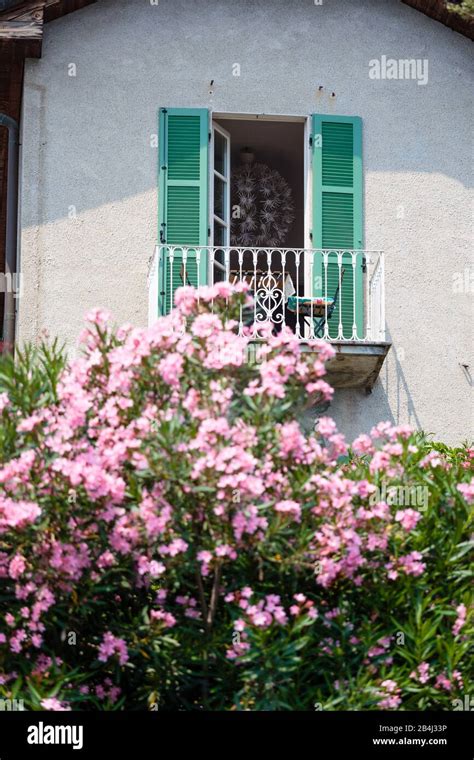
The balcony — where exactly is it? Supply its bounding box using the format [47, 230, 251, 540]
[148, 246, 391, 392]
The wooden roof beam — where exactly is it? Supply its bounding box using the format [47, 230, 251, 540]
[44, 0, 96, 24]
[0, 4, 44, 58]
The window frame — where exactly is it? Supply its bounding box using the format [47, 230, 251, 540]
[210, 120, 231, 248]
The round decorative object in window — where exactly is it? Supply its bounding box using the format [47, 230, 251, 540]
[231, 149, 295, 248]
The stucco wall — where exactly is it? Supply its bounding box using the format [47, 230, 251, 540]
[18, 0, 473, 443]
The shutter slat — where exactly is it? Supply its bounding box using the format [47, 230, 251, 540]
[167, 115, 201, 180]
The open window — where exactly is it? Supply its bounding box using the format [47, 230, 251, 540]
[211, 116, 305, 333]
[157, 108, 365, 342]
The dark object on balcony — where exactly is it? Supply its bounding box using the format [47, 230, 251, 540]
[287, 269, 345, 338]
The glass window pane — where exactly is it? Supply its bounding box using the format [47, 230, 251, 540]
[214, 221, 226, 246]
[213, 249, 226, 283]
[214, 130, 227, 176]
[214, 176, 226, 220]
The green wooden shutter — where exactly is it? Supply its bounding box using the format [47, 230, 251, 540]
[158, 108, 209, 314]
[312, 114, 363, 339]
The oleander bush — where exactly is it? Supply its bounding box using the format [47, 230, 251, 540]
[0, 285, 472, 711]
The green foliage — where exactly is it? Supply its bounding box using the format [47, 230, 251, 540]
[446, 0, 474, 20]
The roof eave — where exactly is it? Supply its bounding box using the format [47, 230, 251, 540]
[402, 0, 474, 41]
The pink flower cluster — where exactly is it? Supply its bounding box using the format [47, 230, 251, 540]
[225, 588, 317, 660]
[457, 478, 474, 504]
[366, 635, 393, 664]
[0, 498, 41, 533]
[434, 670, 463, 692]
[409, 662, 464, 692]
[395, 509, 422, 532]
[98, 632, 129, 666]
[410, 662, 431, 684]
[386, 551, 426, 581]
[41, 697, 71, 711]
[377, 679, 402, 709]
[0, 282, 470, 707]
[452, 603, 467, 637]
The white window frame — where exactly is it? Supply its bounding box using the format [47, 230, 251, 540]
[210, 121, 231, 247]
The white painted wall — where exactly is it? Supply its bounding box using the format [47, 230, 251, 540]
[18, 0, 473, 443]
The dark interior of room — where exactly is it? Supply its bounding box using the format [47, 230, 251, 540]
[214, 117, 305, 331]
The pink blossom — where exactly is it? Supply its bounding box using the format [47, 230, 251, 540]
[305, 380, 334, 401]
[197, 549, 213, 576]
[8, 554, 26, 580]
[84, 307, 112, 327]
[352, 434, 374, 456]
[419, 451, 443, 469]
[377, 680, 402, 710]
[317, 417, 337, 437]
[17, 413, 44, 433]
[0, 498, 41, 533]
[252, 610, 272, 627]
[158, 353, 184, 388]
[397, 551, 426, 577]
[97, 550, 116, 569]
[434, 672, 453, 692]
[369, 451, 391, 474]
[98, 632, 129, 666]
[395, 509, 422, 532]
[9, 629, 27, 653]
[41, 697, 71, 711]
[137, 556, 166, 577]
[150, 610, 176, 628]
[215, 544, 237, 560]
[192, 314, 222, 339]
[173, 286, 197, 314]
[457, 479, 474, 504]
[274, 500, 301, 522]
[410, 662, 431, 684]
[452, 603, 467, 636]
[158, 538, 188, 557]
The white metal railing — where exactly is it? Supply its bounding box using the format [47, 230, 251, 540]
[148, 246, 386, 343]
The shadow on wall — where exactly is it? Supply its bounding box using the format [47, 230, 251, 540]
[328, 321, 427, 439]
[327, 383, 395, 443]
[459, 364, 473, 387]
[384, 324, 423, 431]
